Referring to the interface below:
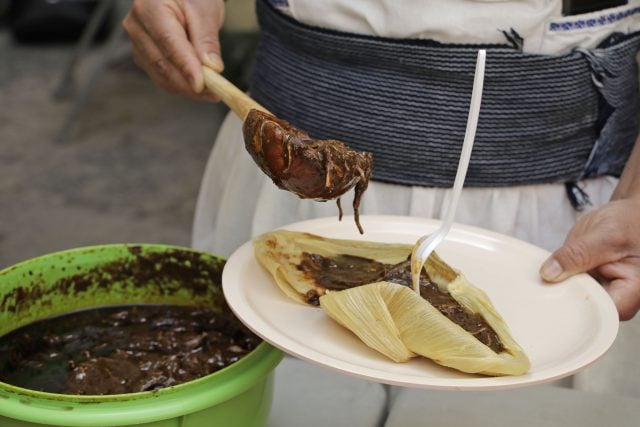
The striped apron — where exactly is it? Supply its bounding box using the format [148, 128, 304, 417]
[251, 0, 640, 189]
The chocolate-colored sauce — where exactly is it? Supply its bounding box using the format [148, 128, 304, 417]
[0, 305, 261, 395]
[299, 253, 390, 291]
[243, 109, 372, 234]
[298, 252, 504, 353]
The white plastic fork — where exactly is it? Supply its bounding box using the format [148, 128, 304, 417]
[410, 49, 486, 294]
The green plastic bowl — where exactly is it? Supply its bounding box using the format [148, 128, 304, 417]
[0, 244, 283, 427]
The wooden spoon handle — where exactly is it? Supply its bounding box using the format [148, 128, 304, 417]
[202, 66, 270, 120]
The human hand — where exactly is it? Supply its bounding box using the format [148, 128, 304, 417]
[540, 197, 640, 321]
[122, 0, 225, 100]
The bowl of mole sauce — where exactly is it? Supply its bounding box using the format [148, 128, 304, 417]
[0, 244, 283, 427]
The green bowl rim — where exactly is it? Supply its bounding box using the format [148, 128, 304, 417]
[0, 242, 221, 276]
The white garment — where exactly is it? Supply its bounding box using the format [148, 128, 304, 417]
[192, 1, 640, 399]
[279, 0, 640, 54]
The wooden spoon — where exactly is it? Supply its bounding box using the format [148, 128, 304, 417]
[202, 66, 373, 234]
[202, 66, 271, 119]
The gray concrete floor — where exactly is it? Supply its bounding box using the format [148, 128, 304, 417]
[0, 28, 227, 269]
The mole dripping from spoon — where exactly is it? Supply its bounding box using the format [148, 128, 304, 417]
[242, 109, 372, 234]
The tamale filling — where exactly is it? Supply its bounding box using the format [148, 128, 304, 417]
[298, 252, 504, 353]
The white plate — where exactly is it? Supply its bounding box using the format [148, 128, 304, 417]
[222, 215, 619, 390]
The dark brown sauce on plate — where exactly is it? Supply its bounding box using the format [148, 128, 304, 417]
[298, 252, 504, 353]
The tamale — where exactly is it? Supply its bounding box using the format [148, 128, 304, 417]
[253, 230, 530, 376]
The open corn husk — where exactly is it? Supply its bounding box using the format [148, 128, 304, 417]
[254, 230, 412, 304]
[253, 230, 530, 376]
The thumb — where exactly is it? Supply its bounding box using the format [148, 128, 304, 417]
[184, 0, 225, 78]
[539, 229, 601, 283]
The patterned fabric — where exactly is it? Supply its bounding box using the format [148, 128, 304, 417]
[549, 6, 640, 32]
[251, 0, 640, 188]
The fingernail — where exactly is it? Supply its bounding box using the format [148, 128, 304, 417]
[540, 258, 563, 281]
[203, 53, 224, 72]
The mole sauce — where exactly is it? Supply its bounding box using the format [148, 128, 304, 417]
[298, 253, 504, 353]
[0, 305, 261, 395]
[242, 109, 372, 234]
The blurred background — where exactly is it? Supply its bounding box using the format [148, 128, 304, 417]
[0, 0, 259, 269]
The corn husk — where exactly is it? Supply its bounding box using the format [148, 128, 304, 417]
[253, 230, 530, 376]
[254, 230, 412, 304]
